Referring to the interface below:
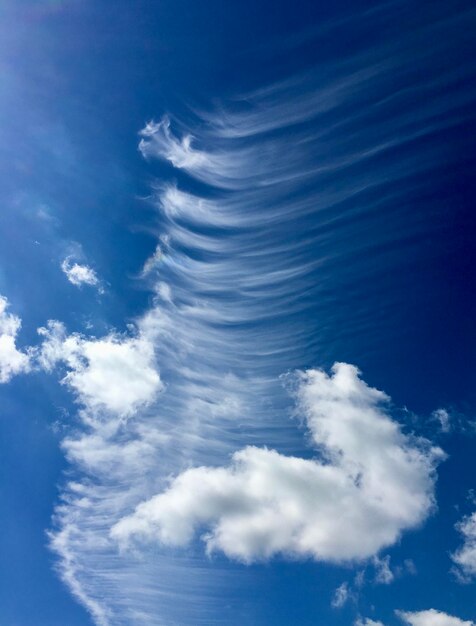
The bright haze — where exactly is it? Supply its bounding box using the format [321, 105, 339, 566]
[0, 1, 475, 625]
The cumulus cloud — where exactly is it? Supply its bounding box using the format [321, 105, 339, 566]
[61, 257, 101, 289]
[37, 320, 162, 417]
[397, 609, 474, 625]
[111, 363, 443, 563]
[451, 512, 476, 581]
[0, 295, 31, 383]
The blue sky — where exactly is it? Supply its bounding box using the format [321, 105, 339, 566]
[1, 1, 476, 625]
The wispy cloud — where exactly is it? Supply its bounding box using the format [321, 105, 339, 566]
[332, 581, 352, 609]
[432, 408, 452, 433]
[451, 512, 476, 582]
[373, 555, 394, 585]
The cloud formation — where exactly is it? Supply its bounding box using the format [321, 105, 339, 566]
[61, 257, 101, 289]
[332, 582, 351, 608]
[39, 7, 476, 620]
[451, 512, 476, 581]
[397, 609, 474, 626]
[37, 320, 162, 416]
[0, 295, 30, 383]
[373, 555, 394, 585]
[432, 408, 451, 433]
[112, 363, 443, 563]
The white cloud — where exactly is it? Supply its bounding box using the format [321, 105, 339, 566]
[332, 582, 351, 608]
[397, 609, 474, 626]
[141, 245, 163, 277]
[355, 610, 474, 626]
[61, 257, 101, 289]
[373, 555, 394, 585]
[451, 512, 476, 581]
[49, 524, 111, 626]
[0, 295, 30, 383]
[139, 118, 208, 170]
[432, 408, 451, 433]
[111, 363, 443, 563]
[37, 320, 162, 417]
[138, 117, 259, 190]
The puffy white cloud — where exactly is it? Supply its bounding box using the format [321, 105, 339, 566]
[0, 295, 30, 383]
[37, 320, 162, 416]
[111, 363, 443, 563]
[397, 609, 474, 625]
[451, 512, 476, 581]
[61, 258, 101, 289]
[355, 619, 385, 626]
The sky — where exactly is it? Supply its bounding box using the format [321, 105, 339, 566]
[0, 1, 476, 625]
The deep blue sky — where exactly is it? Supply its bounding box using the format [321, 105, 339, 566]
[0, 1, 475, 625]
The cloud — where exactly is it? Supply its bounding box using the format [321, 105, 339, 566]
[138, 117, 263, 190]
[37, 320, 162, 417]
[451, 512, 476, 581]
[0, 295, 31, 383]
[397, 609, 474, 625]
[49, 523, 111, 626]
[432, 408, 451, 433]
[111, 363, 443, 563]
[139, 118, 209, 170]
[61, 257, 101, 289]
[332, 582, 351, 608]
[43, 10, 476, 619]
[356, 610, 474, 626]
[373, 555, 394, 585]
